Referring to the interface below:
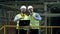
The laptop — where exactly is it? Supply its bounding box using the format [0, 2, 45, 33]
[19, 20, 30, 26]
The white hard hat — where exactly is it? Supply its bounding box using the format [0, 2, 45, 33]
[28, 6, 33, 9]
[20, 5, 26, 9]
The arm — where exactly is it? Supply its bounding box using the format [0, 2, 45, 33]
[14, 15, 19, 29]
[34, 13, 42, 20]
[14, 15, 20, 22]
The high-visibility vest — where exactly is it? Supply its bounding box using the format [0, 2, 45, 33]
[16, 14, 29, 29]
[17, 14, 29, 20]
[29, 12, 39, 29]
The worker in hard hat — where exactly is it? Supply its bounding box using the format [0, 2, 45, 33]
[27, 6, 42, 34]
[14, 5, 29, 34]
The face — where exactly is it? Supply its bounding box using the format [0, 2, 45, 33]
[28, 8, 33, 13]
[21, 8, 26, 13]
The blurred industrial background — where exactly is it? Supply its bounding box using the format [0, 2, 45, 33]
[0, 0, 60, 34]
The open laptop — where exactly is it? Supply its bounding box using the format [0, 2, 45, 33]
[19, 20, 30, 26]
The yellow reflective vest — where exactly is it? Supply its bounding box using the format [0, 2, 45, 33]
[29, 12, 39, 29]
[16, 14, 29, 29]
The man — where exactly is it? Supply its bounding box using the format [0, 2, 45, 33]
[27, 6, 42, 34]
[14, 5, 29, 34]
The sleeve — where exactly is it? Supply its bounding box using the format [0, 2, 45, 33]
[34, 13, 42, 20]
[14, 15, 20, 22]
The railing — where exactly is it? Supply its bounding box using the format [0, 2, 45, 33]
[0, 25, 60, 34]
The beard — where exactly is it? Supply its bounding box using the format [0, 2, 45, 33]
[21, 10, 25, 14]
[22, 11, 25, 13]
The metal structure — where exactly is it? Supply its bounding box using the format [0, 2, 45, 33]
[0, 25, 60, 34]
[0, 1, 60, 34]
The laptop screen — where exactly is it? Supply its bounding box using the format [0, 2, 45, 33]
[19, 20, 30, 26]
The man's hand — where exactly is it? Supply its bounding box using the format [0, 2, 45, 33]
[20, 16, 24, 19]
[33, 16, 36, 19]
